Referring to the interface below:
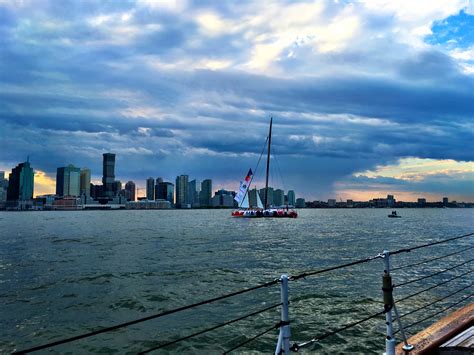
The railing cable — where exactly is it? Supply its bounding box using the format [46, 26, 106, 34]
[394, 293, 473, 335]
[393, 258, 474, 288]
[290, 253, 383, 281]
[398, 283, 473, 319]
[396, 269, 473, 304]
[390, 232, 473, 256]
[223, 323, 279, 354]
[391, 245, 474, 271]
[290, 309, 385, 351]
[139, 302, 282, 354]
[14, 279, 279, 354]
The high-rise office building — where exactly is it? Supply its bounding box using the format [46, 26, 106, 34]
[80, 168, 91, 197]
[273, 189, 285, 207]
[125, 181, 136, 201]
[0, 171, 8, 207]
[188, 179, 199, 205]
[199, 179, 212, 207]
[7, 160, 34, 202]
[287, 190, 296, 206]
[102, 153, 116, 198]
[154, 177, 163, 200]
[259, 187, 274, 207]
[157, 181, 174, 204]
[146, 177, 155, 200]
[175, 175, 188, 208]
[56, 164, 81, 197]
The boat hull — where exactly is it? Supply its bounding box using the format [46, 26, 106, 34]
[231, 209, 298, 218]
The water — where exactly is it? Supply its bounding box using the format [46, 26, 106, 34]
[0, 209, 473, 353]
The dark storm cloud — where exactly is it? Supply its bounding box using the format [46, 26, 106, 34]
[0, 0, 473, 200]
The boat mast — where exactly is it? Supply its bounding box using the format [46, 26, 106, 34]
[264, 117, 272, 209]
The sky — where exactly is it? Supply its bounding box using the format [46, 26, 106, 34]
[0, 0, 473, 202]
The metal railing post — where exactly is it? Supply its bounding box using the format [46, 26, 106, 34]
[382, 250, 396, 355]
[275, 274, 291, 354]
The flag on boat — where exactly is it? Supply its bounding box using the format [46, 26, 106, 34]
[234, 169, 253, 203]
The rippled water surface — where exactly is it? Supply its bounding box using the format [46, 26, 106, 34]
[0, 209, 473, 353]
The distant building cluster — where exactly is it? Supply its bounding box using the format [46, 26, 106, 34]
[0, 153, 297, 211]
[303, 195, 472, 208]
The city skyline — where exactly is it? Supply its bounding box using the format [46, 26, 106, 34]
[1, 1, 473, 202]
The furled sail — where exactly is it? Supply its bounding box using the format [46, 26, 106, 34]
[234, 169, 253, 204]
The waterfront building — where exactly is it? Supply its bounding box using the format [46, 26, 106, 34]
[259, 187, 274, 207]
[328, 199, 336, 207]
[418, 198, 426, 206]
[102, 153, 116, 198]
[443, 197, 449, 206]
[7, 160, 34, 209]
[188, 179, 200, 207]
[273, 189, 285, 207]
[387, 194, 395, 207]
[199, 179, 212, 207]
[287, 190, 296, 206]
[295, 198, 306, 208]
[175, 175, 189, 208]
[126, 199, 171, 209]
[0, 171, 8, 209]
[154, 177, 163, 200]
[56, 164, 81, 197]
[156, 181, 174, 205]
[80, 168, 91, 197]
[213, 189, 236, 208]
[125, 181, 136, 201]
[146, 177, 155, 200]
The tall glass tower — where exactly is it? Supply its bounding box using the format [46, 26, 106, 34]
[7, 160, 34, 202]
[102, 153, 116, 198]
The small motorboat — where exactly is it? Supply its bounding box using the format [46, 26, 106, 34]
[388, 210, 401, 218]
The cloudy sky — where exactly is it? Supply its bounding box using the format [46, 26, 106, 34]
[1, 0, 473, 201]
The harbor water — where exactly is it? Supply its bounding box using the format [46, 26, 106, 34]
[0, 208, 473, 353]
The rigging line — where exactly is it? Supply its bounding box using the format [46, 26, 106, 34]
[290, 310, 385, 351]
[395, 269, 474, 304]
[398, 283, 473, 320]
[393, 258, 474, 288]
[290, 253, 383, 281]
[239, 135, 268, 208]
[390, 232, 474, 256]
[223, 323, 279, 354]
[273, 152, 287, 194]
[394, 293, 473, 335]
[139, 302, 282, 354]
[391, 245, 474, 271]
[14, 279, 279, 354]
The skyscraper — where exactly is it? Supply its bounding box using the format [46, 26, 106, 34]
[154, 177, 163, 199]
[146, 177, 155, 200]
[80, 168, 91, 197]
[188, 179, 198, 206]
[125, 181, 136, 201]
[0, 171, 8, 208]
[56, 164, 81, 197]
[7, 160, 34, 204]
[273, 189, 285, 207]
[199, 179, 212, 207]
[259, 187, 274, 207]
[157, 181, 174, 204]
[287, 190, 296, 206]
[175, 175, 188, 208]
[102, 153, 116, 198]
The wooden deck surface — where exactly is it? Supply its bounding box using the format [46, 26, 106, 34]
[395, 302, 474, 355]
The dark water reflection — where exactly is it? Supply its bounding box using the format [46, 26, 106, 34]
[0, 208, 473, 353]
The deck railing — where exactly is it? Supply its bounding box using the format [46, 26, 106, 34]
[14, 232, 473, 354]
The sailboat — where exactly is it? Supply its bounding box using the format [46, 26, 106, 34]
[231, 117, 298, 218]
